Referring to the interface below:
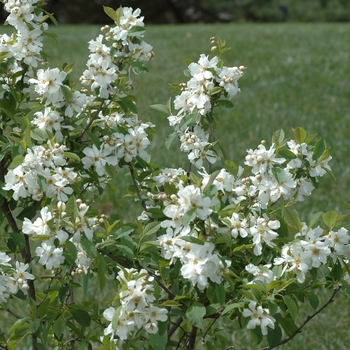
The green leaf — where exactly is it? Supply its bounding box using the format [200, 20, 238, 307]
[103, 6, 120, 23]
[115, 244, 134, 261]
[271, 166, 285, 183]
[31, 128, 47, 142]
[312, 138, 326, 160]
[149, 322, 167, 350]
[119, 97, 137, 113]
[96, 254, 107, 290]
[128, 25, 146, 37]
[322, 211, 338, 229]
[159, 300, 181, 307]
[181, 207, 197, 226]
[66, 195, 77, 222]
[272, 129, 285, 147]
[221, 302, 243, 316]
[283, 208, 301, 231]
[215, 283, 226, 305]
[68, 306, 91, 327]
[294, 127, 306, 144]
[60, 85, 72, 103]
[267, 325, 282, 348]
[280, 316, 298, 336]
[131, 61, 149, 74]
[308, 211, 323, 228]
[63, 152, 81, 161]
[186, 302, 206, 329]
[165, 132, 177, 150]
[9, 155, 24, 169]
[180, 235, 204, 245]
[283, 295, 298, 320]
[80, 236, 97, 258]
[53, 315, 65, 339]
[141, 222, 160, 240]
[277, 149, 297, 160]
[217, 99, 234, 108]
[150, 103, 170, 115]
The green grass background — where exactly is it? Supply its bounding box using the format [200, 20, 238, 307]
[2, 22, 350, 349]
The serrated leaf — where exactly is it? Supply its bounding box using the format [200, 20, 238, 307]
[283, 295, 298, 320]
[322, 211, 338, 229]
[115, 244, 134, 261]
[294, 127, 306, 144]
[186, 302, 206, 329]
[277, 149, 297, 159]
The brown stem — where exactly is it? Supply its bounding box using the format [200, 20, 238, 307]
[129, 165, 148, 212]
[75, 100, 105, 143]
[187, 326, 197, 349]
[260, 286, 341, 350]
[168, 316, 184, 339]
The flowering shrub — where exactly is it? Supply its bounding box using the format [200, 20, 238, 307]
[0, 1, 349, 349]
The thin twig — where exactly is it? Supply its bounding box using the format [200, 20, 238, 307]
[260, 286, 341, 350]
[129, 165, 148, 212]
[75, 100, 105, 143]
[168, 316, 184, 339]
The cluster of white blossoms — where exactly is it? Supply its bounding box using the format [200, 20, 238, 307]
[80, 7, 153, 99]
[103, 268, 168, 343]
[22, 200, 96, 273]
[81, 111, 153, 176]
[0, 252, 34, 303]
[168, 52, 244, 168]
[151, 177, 231, 290]
[3, 142, 77, 202]
[245, 140, 332, 208]
[274, 224, 350, 283]
[0, 0, 47, 72]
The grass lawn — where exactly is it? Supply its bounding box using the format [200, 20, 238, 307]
[2, 21, 350, 349]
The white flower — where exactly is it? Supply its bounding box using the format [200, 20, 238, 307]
[35, 241, 65, 269]
[242, 300, 276, 335]
[7, 261, 35, 294]
[22, 206, 52, 236]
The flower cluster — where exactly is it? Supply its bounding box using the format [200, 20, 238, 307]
[80, 7, 153, 99]
[3, 142, 77, 202]
[22, 199, 96, 272]
[103, 268, 168, 343]
[168, 52, 244, 168]
[245, 139, 332, 208]
[274, 224, 350, 283]
[0, 0, 47, 71]
[0, 252, 34, 303]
